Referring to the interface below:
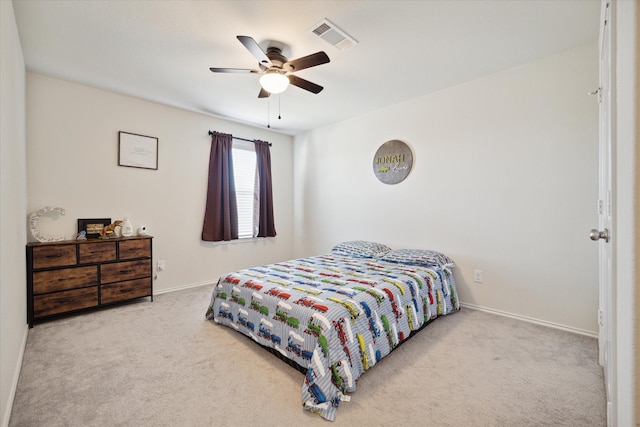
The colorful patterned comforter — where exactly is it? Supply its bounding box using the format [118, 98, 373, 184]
[205, 253, 459, 421]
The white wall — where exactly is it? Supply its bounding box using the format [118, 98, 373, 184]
[294, 44, 599, 334]
[0, 2, 28, 425]
[26, 73, 295, 293]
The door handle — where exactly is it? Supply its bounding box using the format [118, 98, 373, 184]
[590, 228, 610, 243]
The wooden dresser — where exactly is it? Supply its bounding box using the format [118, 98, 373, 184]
[26, 236, 153, 327]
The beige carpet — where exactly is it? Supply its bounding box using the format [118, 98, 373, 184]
[9, 285, 605, 426]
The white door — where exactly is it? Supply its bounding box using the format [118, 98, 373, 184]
[594, 0, 613, 425]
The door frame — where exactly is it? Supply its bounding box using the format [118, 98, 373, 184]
[599, 1, 639, 426]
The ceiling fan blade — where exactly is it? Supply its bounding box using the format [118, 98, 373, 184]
[258, 88, 271, 98]
[288, 74, 324, 94]
[237, 35, 272, 67]
[284, 51, 330, 72]
[210, 67, 260, 73]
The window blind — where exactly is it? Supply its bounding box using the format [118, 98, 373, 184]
[232, 141, 257, 239]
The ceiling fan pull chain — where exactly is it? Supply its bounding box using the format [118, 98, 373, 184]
[278, 94, 282, 120]
[267, 97, 271, 128]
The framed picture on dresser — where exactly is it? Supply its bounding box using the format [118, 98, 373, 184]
[77, 218, 111, 239]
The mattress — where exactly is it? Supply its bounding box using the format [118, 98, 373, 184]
[205, 249, 459, 421]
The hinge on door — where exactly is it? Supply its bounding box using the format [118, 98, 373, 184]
[589, 87, 602, 103]
[598, 200, 604, 215]
[598, 309, 604, 327]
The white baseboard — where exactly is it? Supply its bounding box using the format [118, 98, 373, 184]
[459, 302, 598, 338]
[2, 324, 28, 427]
[153, 280, 216, 296]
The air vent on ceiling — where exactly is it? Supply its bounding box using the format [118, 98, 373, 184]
[310, 18, 358, 50]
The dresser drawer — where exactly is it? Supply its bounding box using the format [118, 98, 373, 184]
[33, 265, 98, 294]
[101, 278, 151, 304]
[119, 239, 151, 260]
[79, 241, 116, 264]
[100, 259, 151, 284]
[34, 286, 98, 318]
[32, 245, 76, 269]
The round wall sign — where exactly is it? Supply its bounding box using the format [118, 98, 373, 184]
[373, 139, 413, 185]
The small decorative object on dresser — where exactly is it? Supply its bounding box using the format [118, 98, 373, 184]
[29, 206, 66, 242]
[121, 217, 134, 237]
[26, 236, 153, 327]
[78, 218, 111, 239]
[137, 225, 148, 236]
[99, 220, 123, 239]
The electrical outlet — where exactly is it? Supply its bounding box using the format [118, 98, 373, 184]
[157, 260, 165, 271]
[473, 269, 483, 283]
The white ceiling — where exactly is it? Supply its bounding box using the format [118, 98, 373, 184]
[13, 0, 600, 136]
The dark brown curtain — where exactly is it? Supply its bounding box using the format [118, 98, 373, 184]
[254, 140, 277, 237]
[202, 132, 238, 241]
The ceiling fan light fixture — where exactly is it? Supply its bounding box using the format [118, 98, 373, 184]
[260, 72, 289, 94]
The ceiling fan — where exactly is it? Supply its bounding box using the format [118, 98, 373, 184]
[210, 35, 330, 98]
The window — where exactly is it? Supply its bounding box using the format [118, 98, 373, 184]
[232, 141, 257, 239]
[202, 131, 275, 242]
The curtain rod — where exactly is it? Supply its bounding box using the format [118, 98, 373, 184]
[208, 131, 272, 146]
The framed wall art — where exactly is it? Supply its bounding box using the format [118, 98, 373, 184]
[78, 218, 111, 239]
[118, 131, 158, 170]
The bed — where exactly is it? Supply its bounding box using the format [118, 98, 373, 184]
[205, 241, 460, 421]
